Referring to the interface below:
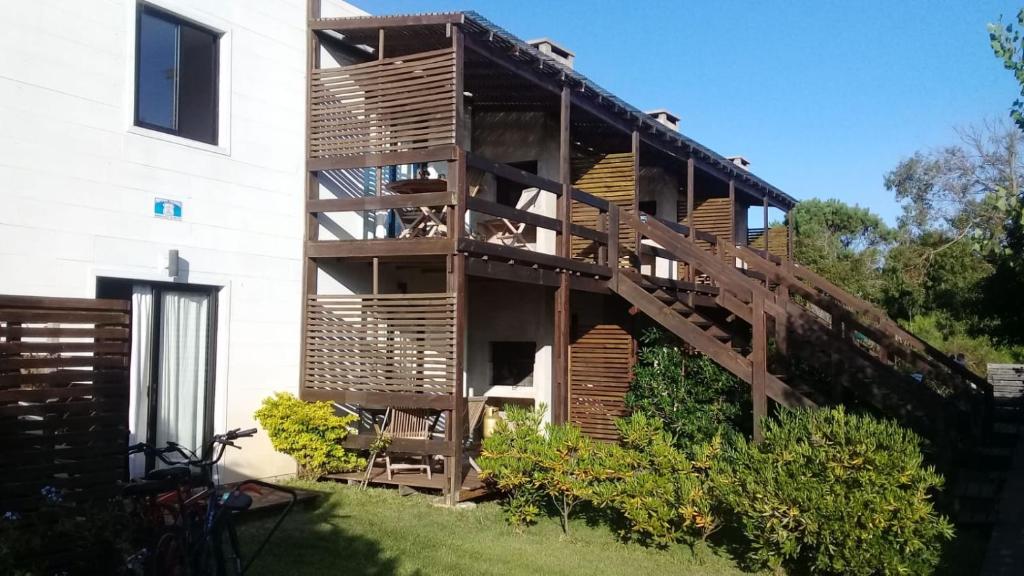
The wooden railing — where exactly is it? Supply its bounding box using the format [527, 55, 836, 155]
[301, 293, 456, 410]
[459, 153, 613, 278]
[728, 243, 992, 434]
[310, 48, 457, 159]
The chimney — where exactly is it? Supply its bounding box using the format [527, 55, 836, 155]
[727, 156, 751, 170]
[526, 38, 574, 69]
[646, 109, 680, 131]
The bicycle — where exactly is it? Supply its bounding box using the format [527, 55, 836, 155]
[122, 428, 297, 575]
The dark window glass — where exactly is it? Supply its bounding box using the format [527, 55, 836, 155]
[639, 200, 658, 215]
[491, 341, 535, 387]
[135, 5, 219, 145]
[496, 161, 538, 207]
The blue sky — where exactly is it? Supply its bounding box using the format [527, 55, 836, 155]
[360, 0, 1020, 223]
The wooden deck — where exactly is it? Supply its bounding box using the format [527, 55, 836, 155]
[324, 464, 489, 502]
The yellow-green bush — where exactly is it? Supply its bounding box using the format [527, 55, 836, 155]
[254, 392, 364, 479]
[716, 407, 954, 575]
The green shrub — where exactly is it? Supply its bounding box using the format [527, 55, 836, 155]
[593, 413, 724, 549]
[477, 405, 547, 530]
[478, 404, 616, 536]
[716, 407, 954, 575]
[254, 392, 364, 479]
[626, 328, 748, 451]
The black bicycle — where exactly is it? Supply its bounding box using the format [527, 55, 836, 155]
[123, 428, 297, 575]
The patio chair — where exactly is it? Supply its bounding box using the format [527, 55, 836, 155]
[383, 408, 434, 480]
[477, 187, 542, 248]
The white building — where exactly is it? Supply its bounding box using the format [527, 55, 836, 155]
[0, 0, 364, 481]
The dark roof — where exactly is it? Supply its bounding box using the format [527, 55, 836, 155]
[318, 10, 798, 208]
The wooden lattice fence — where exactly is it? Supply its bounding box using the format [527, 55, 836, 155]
[0, 295, 131, 510]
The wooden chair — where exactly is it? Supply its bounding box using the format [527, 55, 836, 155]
[383, 408, 434, 480]
[477, 187, 542, 248]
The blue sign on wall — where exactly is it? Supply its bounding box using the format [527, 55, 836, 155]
[154, 198, 182, 220]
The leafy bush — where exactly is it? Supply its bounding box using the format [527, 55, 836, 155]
[254, 392, 364, 479]
[626, 328, 748, 450]
[0, 489, 131, 575]
[716, 407, 954, 575]
[478, 404, 616, 536]
[593, 413, 724, 549]
[476, 405, 547, 530]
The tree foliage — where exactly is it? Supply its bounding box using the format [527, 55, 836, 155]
[625, 329, 748, 451]
[990, 9, 1024, 133]
[790, 198, 894, 302]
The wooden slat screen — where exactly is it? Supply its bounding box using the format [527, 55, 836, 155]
[310, 48, 457, 159]
[572, 152, 635, 265]
[303, 293, 456, 399]
[748, 226, 789, 258]
[569, 324, 634, 441]
[678, 196, 733, 277]
[0, 295, 131, 510]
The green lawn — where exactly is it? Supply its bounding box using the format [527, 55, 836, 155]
[239, 481, 754, 576]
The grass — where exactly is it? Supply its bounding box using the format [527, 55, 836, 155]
[238, 481, 753, 576]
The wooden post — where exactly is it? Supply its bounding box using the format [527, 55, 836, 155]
[786, 208, 795, 271]
[762, 195, 769, 256]
[752, 293, 768, 442]
[300, 0, 321, 401]
[631, 130, 641, 268]
[686, 158, 695, 242]
[686, 157, 695, 281]
[554, 276, 570, 424]
[727, 179, 735, 262]
[552, 84, 572, 425]
[559, 86, 572, 259]
[608, 205, 620, 290]
[447, 253, 468, 505]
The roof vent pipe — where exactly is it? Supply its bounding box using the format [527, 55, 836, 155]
[526, 38, 574, 69]
[646, 109, 680, 131]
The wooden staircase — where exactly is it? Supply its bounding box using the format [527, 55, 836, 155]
[603, 206, 991, 449]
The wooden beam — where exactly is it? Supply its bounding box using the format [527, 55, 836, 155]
[457, 238, 610, 278]
[300, 387, 453, 410]
[465, 153, 563, 196]
[343, 435, 457, 457]
[306, 238, 452, 258]
[762, 194, 769, 257]
[553, 274, 570, 424]
[310, 13, 466, 31]
[559, 85, 572, 259]
[308, 192, 453, 213]
[448, 252, 467, 505]
[465, 196, 562, 232]
[466, 258, 561, 287]
[728, 179, 736, 252]
[307, 146, 458, 171]
[686, 157, 695, 243]
[631, 130, 641, 266]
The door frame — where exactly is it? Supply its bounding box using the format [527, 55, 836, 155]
[96, 277, 219, 470]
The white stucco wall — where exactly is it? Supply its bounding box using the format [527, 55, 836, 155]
[466, 278, 554, 420]
[0, 0, 365, 481]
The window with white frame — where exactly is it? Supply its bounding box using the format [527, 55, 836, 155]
[135, 4, 220, 145]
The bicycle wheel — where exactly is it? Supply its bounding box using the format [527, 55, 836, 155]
[153, 531, 187, 576]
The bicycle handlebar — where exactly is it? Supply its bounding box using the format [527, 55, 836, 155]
[127, 428, 258, 469]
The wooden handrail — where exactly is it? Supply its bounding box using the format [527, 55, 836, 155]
[732, 243, 992, 398]
[465, 152, 562, 195]
[308, 191, 454, 213]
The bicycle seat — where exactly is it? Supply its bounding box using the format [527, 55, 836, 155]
[221, 490, 253, 512]
[121, 478, 177, 498]
[145, 466, 192, 483]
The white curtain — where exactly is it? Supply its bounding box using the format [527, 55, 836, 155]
[155, 291, 210, 457]
[128, 285, 154, 479]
